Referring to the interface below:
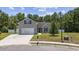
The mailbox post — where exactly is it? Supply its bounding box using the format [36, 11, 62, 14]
[37, 33, 41, 46]
[59, 12, 64, 42]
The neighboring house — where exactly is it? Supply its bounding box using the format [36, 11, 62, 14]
[9, 18, 51, 35]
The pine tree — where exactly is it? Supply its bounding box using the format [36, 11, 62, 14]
[50, 21, 58, 36]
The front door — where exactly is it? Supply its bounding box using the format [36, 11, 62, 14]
[37, 28, 42, 33]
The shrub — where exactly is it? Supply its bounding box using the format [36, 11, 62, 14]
[0, 31, 1, 34]
[1, 26, 8, 33]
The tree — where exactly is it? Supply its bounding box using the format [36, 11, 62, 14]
[9, 16, 17, 33]
[50, 12, 60, 29]
[1, 26, 8, 33]
[63, 11, 74, 32]
[27, 14, 39, 21]
[73, 8, 79, 32]
[0, 10, 9, 32]
[27, 14, 33, 19]
[32, 14, 39, 21]
[38, 16, 44, 22]
[51, 12, 59, 22]
[16, 12, 25, 22]
[63, 8, 79, 32]
[50, 21, 58, 36]
[44, 15, 51, 22]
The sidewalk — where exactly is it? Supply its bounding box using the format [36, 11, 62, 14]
[30, 41, 79, 47]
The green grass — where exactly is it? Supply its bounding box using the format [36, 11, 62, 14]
[31, 33, 79, 44]
[0, 33, 10, 40]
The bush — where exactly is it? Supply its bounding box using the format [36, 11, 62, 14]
[1, 26, 8, 33]
[0, 31, 1, 34]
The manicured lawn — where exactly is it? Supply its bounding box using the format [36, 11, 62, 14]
[31, 33, 79, 44]
[0, 33, 10, 40]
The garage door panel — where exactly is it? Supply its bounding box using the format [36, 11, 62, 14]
[21, 28, 34, 35]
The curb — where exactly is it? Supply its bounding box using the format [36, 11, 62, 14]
[0, 44, 32, 48]
[30, 41, 79, 47]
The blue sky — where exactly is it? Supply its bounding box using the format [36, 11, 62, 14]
[0, 7, 75, 16]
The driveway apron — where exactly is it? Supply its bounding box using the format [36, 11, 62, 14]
[0, 34, 33, 46]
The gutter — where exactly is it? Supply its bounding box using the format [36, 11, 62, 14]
[30, 41, 79, 47]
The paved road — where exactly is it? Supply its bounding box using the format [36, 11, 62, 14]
[30, 41, 79, 47]
[0, 34, 33, 46]
[0, 44, 79, 51]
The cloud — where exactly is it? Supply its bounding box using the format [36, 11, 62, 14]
[61, 10, 66, 14]
[9, 7, 14, 10]
[39, 14, 46, 16]
[21, 7, 25, 10]
[38, 8, 47, 11]
[46, 12, 54, 15]
[39, 12, 54, 16]
[54, 7, 58, 9]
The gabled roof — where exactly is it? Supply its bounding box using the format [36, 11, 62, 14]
[37, 22, 50, 28]
[18, 17, 36, 24]
[18, 17, 51, 28]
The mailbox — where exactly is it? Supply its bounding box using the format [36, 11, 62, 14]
[64, 36, 69, 41]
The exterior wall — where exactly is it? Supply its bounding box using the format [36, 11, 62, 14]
[18, 19, 37, 34]
[18, 18, 51, 34]
[41, 24, 51, 33]
[34, 25, 37, 34]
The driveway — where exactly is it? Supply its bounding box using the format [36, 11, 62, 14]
[0, 34, 33, 46]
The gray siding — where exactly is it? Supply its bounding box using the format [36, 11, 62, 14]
[18, 18, 51, 34]
[18, 18, 37, 34]
[42, 23, 51, 32]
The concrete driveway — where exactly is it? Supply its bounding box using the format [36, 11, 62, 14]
[0, 34, 33, 46]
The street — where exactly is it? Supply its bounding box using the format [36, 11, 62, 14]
[0, 44, 79, 51]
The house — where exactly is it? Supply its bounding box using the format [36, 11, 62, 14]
[17, 18, 51, 35]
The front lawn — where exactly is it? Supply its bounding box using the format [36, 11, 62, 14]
[0, 33, 10, 40]
[31, 33, 79, 44]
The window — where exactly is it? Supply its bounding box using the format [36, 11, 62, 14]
[37, 28, 42, 33]
[24, 20, 32, 24]
[44, 28, 48, 33]
[24, 20, 27, 24]
[29, 20, 31, 24]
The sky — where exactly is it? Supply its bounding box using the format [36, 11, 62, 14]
[0, 7, 75, 16]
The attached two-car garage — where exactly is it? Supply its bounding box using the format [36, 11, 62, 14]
[20, 28, 34, 35]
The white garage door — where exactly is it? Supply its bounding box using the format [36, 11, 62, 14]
[21, 28, 34, 35]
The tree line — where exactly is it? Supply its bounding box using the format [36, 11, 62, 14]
[0, 7, 79, 34]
